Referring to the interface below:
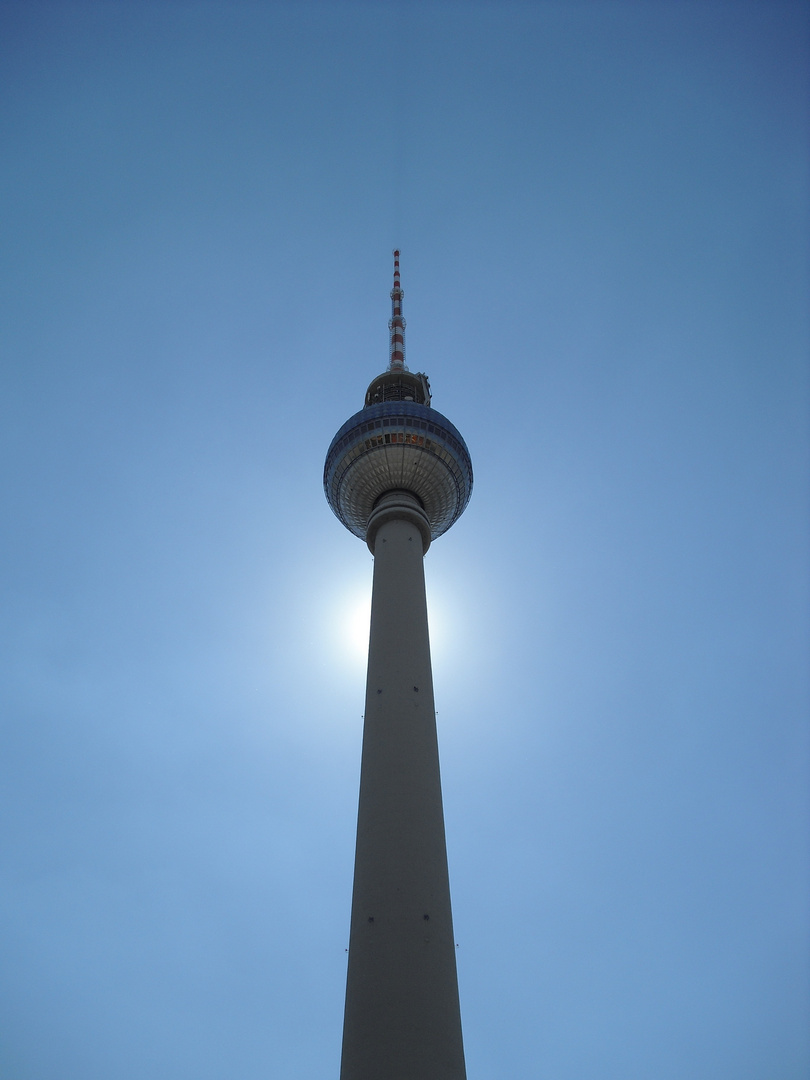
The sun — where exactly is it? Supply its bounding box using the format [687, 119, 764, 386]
[341, 592, 372, 665]
[314, 557, 473, 700]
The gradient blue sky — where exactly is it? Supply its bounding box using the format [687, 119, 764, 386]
[1, 3, 808, 1078]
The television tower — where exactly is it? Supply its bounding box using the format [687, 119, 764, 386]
[324, 251, 473, 1080]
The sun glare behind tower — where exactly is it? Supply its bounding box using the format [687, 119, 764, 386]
[324, 252, 472, 1080]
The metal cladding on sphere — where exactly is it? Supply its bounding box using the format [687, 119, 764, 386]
[324, 401, 472, 547]
[324, 252, 473, 549]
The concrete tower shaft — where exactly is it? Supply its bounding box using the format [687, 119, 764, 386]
[340, 492, 466, 1080]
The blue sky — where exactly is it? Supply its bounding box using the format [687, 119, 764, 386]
[1, 3, 808, 1078]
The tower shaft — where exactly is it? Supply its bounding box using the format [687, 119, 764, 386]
[340, 494, 467, 1080]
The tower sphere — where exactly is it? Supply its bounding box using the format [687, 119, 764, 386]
[324, 395, 472, 549]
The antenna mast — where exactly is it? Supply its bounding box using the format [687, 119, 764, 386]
[388, 249, 406, 371]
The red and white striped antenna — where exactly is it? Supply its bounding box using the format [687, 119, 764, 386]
[388, 249, 406, 371]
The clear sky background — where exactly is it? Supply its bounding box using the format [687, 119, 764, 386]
[1, 2, 808, 1078]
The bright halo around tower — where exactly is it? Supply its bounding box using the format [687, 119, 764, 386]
[342, 591, 371, 666]
[329, 581, 454, 670]
[323, 573, 372, 673]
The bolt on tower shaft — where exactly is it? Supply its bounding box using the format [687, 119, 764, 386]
[324, 254, 472, 1080]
